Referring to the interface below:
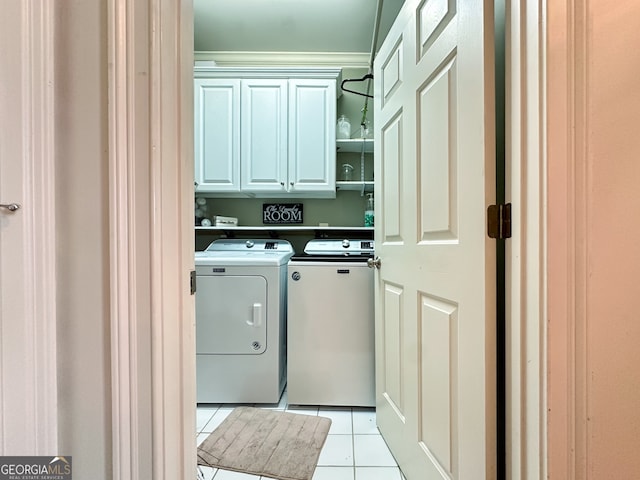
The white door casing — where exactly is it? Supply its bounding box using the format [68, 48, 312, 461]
[505, 1, 546, 479]
[0, 0, 544, 478]
[0, 0, 57, 455]
[108, 0, 195, 478]
[373, 0, 496, 478]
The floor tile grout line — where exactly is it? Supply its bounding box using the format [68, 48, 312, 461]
[350, 408, 356, 469]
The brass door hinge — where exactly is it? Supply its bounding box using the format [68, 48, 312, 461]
[487, 203, 512, 239]
[190, 270, 197, 295]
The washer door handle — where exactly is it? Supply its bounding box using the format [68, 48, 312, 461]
[248, 303, 263, 327]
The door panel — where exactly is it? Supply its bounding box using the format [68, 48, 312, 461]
[418, 57, 458, 240]
[381, 283, 404, 413]
[381, 113, 404, 242]
[419, 293, 458, 474]
[418, 0, 456, 56]
[381, 39, 404, 105]
[374, 0, 496, 479]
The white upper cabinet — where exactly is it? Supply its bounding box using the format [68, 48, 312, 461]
[240, 79, 289, 193]
[194, 78, 241, 192]
[194, 67, 341, 197]
[288, 79, 336, 194]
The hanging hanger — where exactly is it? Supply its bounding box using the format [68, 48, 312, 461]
[340, 73, 374, 98]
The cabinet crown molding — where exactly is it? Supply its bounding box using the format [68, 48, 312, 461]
[194, 66, 342, 81]
[194, 51, 369, 68]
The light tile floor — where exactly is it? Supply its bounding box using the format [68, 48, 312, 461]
[196, 390, 407, 480]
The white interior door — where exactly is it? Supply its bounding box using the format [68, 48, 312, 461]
[373, 0, 496, 479]
[0, 1, 57, 454]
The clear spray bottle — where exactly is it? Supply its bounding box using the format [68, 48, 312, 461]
[364, 193, 374, 227]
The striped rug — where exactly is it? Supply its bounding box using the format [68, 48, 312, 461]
[197, 406, 332, 480]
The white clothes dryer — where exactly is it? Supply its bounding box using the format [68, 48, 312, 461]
[195, 239, 294, 404]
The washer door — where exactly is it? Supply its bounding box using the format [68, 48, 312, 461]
[196, 275, 267, 354]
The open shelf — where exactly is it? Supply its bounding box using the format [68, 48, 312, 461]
[335, 181, 374, 192]
[336, 138, 374, 153]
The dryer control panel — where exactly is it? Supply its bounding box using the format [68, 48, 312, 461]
[303, 239, 375, 256]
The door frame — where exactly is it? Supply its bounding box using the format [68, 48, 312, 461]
[107, 0, 195, 478]
[505, 1, 547, 479]
[106, 1, 547, 479]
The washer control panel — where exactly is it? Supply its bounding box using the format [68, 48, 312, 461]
[204, 239, 292, 254]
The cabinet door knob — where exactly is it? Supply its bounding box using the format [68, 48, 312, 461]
[290, 182, 294, 187]
[280, 182, 285, 186]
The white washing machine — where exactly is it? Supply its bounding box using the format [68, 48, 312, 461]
[287, 238, 376, 407]
[195, 239, 294, 404]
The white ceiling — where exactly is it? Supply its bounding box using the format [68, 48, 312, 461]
[193, 0, 405, 55]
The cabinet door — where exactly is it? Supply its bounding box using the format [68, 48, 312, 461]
[194, 78, 241, 192]
[240, 79, 288, 193]
[288, 79, 336, 195]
